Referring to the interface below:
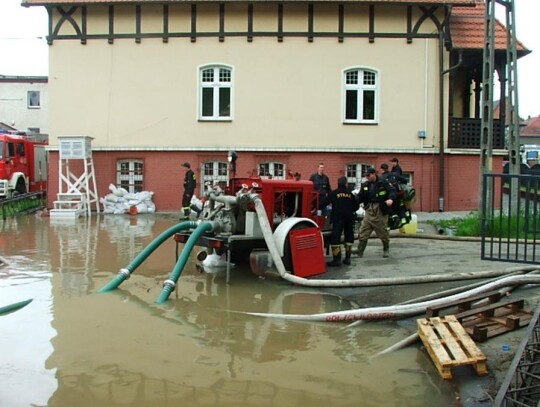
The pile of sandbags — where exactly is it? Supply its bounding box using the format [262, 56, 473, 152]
[100, 184, 156, 214]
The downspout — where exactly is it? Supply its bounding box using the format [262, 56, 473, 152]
[438, 33, 446, 211]
[438, 18, 463, 211]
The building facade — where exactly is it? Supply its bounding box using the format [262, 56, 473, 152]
[24, 0, 528, 212]
[0, 75, 49, 135]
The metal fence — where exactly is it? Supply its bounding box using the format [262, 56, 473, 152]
[494, 302, 540, 406]
[481, 173, 540, 264]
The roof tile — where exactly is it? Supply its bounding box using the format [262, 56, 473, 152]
[450, 0, 528, 51]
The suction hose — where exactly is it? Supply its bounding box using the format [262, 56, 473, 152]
[155, 221, 215, 304]
[252, 197, 526, 287]
[0, 299, 32, 316]
[98, 220, 199, 293]
[245, 274, 540, 322]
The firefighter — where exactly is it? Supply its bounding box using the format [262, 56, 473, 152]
[390, 157, 403, 175]
[309, 163, 331, 213]
[180, 162, 201, 219]
[356, 167, 397, 258]
[320, 176, 359, 267]
[379, 162, 410, 230]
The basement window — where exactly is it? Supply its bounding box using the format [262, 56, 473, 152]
[202, 161, 229, 192]
[259, 162, 285, 179]
[117, 160, 144, 193]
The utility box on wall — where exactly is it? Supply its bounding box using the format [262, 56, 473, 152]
[58, 136, 93, 159]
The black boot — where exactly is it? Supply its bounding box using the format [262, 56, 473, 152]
[179, 208, 190, 220]
[383, 241, 390, 258]
[191, 204, 202, 218]
[343, 244, 352, 265]
[326, 245, 342, 267]
[357, 240, 367, 258]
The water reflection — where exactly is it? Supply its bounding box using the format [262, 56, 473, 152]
[0, 215, 457, 406]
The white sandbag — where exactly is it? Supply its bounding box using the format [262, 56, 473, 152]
[202, 253, 231, 268]
[135, 203, 148, 213]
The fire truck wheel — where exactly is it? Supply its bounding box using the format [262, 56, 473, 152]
[14, 178, 27, 195]
[282, 222, 311, 274]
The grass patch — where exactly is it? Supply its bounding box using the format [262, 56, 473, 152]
[428, 212, 482, 237]
[428, 211, 538, 238]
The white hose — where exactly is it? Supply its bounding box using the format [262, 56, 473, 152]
[245, 274, 540, 322]
[0, 255, 10, 267]
[252, 197, 531, 287]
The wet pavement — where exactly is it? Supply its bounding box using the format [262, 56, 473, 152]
[0, 212, 538, 406]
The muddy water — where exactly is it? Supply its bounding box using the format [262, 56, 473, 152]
[1, 215, 458, 407]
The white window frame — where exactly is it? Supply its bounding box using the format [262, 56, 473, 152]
[401, 172, 413, 186]
[346, 162, 372, 190]
[342, 67, 379, 124]
[202, 161, 229, 193]
[28, 90, 41, 109]
[198, 64, 233, 121]
[117, 159, 144, 193]
[258, 162, 285, 179]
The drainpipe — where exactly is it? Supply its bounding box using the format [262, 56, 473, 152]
[438, 24, 463, 211]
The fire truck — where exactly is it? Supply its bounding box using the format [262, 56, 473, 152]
[0, 132, 47, 198]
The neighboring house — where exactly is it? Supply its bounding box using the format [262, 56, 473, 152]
[24, 0, 529, 212]
[520, 116, 540, 166]
[0, 75, 49, 136]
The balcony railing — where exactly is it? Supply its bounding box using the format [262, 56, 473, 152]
[449, 118, 505, 149]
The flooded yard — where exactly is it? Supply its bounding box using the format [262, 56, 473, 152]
[1, 214, 460, 406]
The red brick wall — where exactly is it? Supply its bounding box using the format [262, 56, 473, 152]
[46, 150, 501, 213]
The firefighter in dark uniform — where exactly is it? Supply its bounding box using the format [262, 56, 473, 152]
[356, 167, 397, 258]
[309, 163, 331, 213]
[181, 162, 201, 219]
[320, 176, 359, 267]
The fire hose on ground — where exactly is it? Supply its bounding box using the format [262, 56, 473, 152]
[244, 274, 540, 322]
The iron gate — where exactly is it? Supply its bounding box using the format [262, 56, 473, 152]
[481, 173, 540, 264]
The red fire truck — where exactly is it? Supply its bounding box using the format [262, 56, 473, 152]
[0, 132, 47, 198]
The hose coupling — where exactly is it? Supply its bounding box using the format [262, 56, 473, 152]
[119, 268, 131, 279]
[163, 279, 176, 290]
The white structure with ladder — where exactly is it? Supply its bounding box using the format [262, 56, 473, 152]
[50, 136, 100, 219]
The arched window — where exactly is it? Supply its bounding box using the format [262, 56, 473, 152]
[259, 162, 285, 179]
[343, 68, 379, 124]
[199, 65, 233, 121]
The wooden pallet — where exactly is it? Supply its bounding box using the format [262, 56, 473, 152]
[426, 290, 504, 318]
[427, 292, 532, 342]
[417, 315, 488, 380]
[457, 300, 532, 342]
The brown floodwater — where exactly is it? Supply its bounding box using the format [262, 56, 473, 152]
[1, 214, 459, 406]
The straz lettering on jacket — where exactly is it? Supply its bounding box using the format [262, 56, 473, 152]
[336, 192, 353, 199]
